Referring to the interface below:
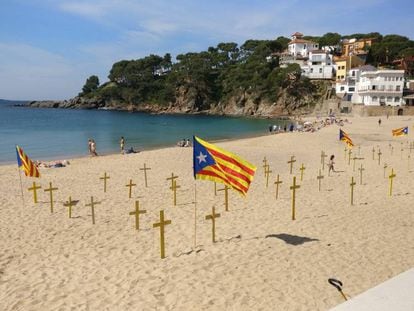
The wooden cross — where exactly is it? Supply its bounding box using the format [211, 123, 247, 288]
[299, 163, 306, 181]
[139, 163, 151, 188]
[205, 206, 221, 243]
[358, 164, 365, 185]
[274, 174, 282, 200]
[377, 149, 382, 165]
[344, 147, 347, 160]
[317, 169, 324, 191]
[287, 156, 296, 174]
[264, 164, 272, 188]
[383, 163, 388, 178]
[358, 145, 361, 156]
[63, 196, 77, 218]
[352, 156, 358, 172]
[214, 182, 217, 196]
[100, 172, 110, 193]
[321, 151, 327, 171]
[350, 177, 356, 205]
[153, 210, 171, 259]
[372, 147, 375, 160]
[408, 154, 411, 172]
[390, 145, 394, 155]
[44, 182, 58, 213]
[290, 176, 300, 220]
[262, 157, 268, 177]
[410, 142, 414, 154]
[400, 145, 404, 160]
[28, 182, 42, 204]
[388, 168, 396, 196]
[169, 179, 181, 206]
[129, 200, 146, 230]
[85, 196, 101, 225]
[166, 173, 178, 190]
[348, 149, 352, 165]
[126, 179, 136, 199]
[218, 185, 230, 211]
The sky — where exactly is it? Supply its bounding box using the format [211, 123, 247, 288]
[0, 0, 413, 100]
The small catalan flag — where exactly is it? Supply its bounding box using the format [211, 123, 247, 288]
[16, 145, 40, 178]
[392, 126, 408, 137]
[193, 136, 256, 196]
[339, 129, 354, 148]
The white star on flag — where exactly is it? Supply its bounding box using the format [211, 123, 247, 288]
[196, 151, 207, 164]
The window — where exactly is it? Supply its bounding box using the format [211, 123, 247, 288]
[352, 71, 355, 77]
[373, 96, 378, 101]
[395, 97, 400, 102]
[349, 87, 355, 92]
[372, 85, 376, 90]
[387, 97, 392, 102]
[319, 68, 323, 73]
[340, 86, 345, 91]
[310, 68, 313, 73]
[396, 85, 401, 91]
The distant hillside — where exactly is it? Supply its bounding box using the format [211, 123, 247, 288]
[0, 99, 30, 106]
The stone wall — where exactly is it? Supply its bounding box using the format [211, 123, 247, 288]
[350, 105, 414, 117]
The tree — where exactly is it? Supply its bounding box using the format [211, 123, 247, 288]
[81, 75, 100, 95]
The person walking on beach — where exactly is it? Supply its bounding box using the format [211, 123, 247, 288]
[90, 139, 98, 156]
[328, 155, 335, 175]
[120, 136, 125, 154]
[88, 139, 92, 155]
[378, 118, 382, 126]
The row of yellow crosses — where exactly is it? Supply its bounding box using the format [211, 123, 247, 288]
[261, 141, 412, 220]
[26, 164, 227, 259]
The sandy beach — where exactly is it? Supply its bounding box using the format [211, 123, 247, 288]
[1, 115, 414, 311]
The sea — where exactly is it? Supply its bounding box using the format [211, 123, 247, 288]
[0, 101, 288, 164]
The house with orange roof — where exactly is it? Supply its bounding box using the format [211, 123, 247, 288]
[288, 32, 319, 58]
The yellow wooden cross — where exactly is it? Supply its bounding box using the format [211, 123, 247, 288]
[321, 151, 327, 170]
[139, 163, 151, 188]
[358, 164, 365, 185]
[317, 169, 324, 191]
[388, 168, 396, 196]
[377, 149, 382, 165]
[153, 210, 171, 259]
[290, 176, 300, 220]
[44, 182, 58, 213]
[350, 177, 356, 205]
[352, 156, 358, 172]
[287, 156, 296, 174]
[63, 196, 77, 218]
[99, 172, 110, 193]
[348, 149, 352, 165]
[28, 182, 42, 204]
[383, 163, 388, 178]
[264, 164, 272, 188]
[129, 200, 146, 230]
[217, 185, 230, 211]
[299, 163, 306, 181]
[205, 206, 221, 243]
[372, 147, 375, 160]
[274, 174, 282, 200]
[85, 196, 101, 225]
[169, 179, 181, 206]
[126, 179, 136, 199]
[166, 173, 178, 190]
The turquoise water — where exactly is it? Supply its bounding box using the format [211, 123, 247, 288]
[0, 103, 287, 163]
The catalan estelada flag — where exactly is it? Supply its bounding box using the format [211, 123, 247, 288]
[339, 129, 354, 148]
[392, 126, 408, 137]
[16, 145, 40, 178]
[193, 136, 256, 196]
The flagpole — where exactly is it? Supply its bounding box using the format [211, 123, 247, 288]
[194, 182, 197, 248]
[18, 168, 25, 207]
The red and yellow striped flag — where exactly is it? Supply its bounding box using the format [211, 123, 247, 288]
[16, 145, 40, 178]
[193, 136, 256, 196]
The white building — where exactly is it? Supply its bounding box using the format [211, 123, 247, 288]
[335, 65, 376, 101]
[352, 70, 405, 106]
[288, 32, 319, 58]
[301, 50, 334, 79]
